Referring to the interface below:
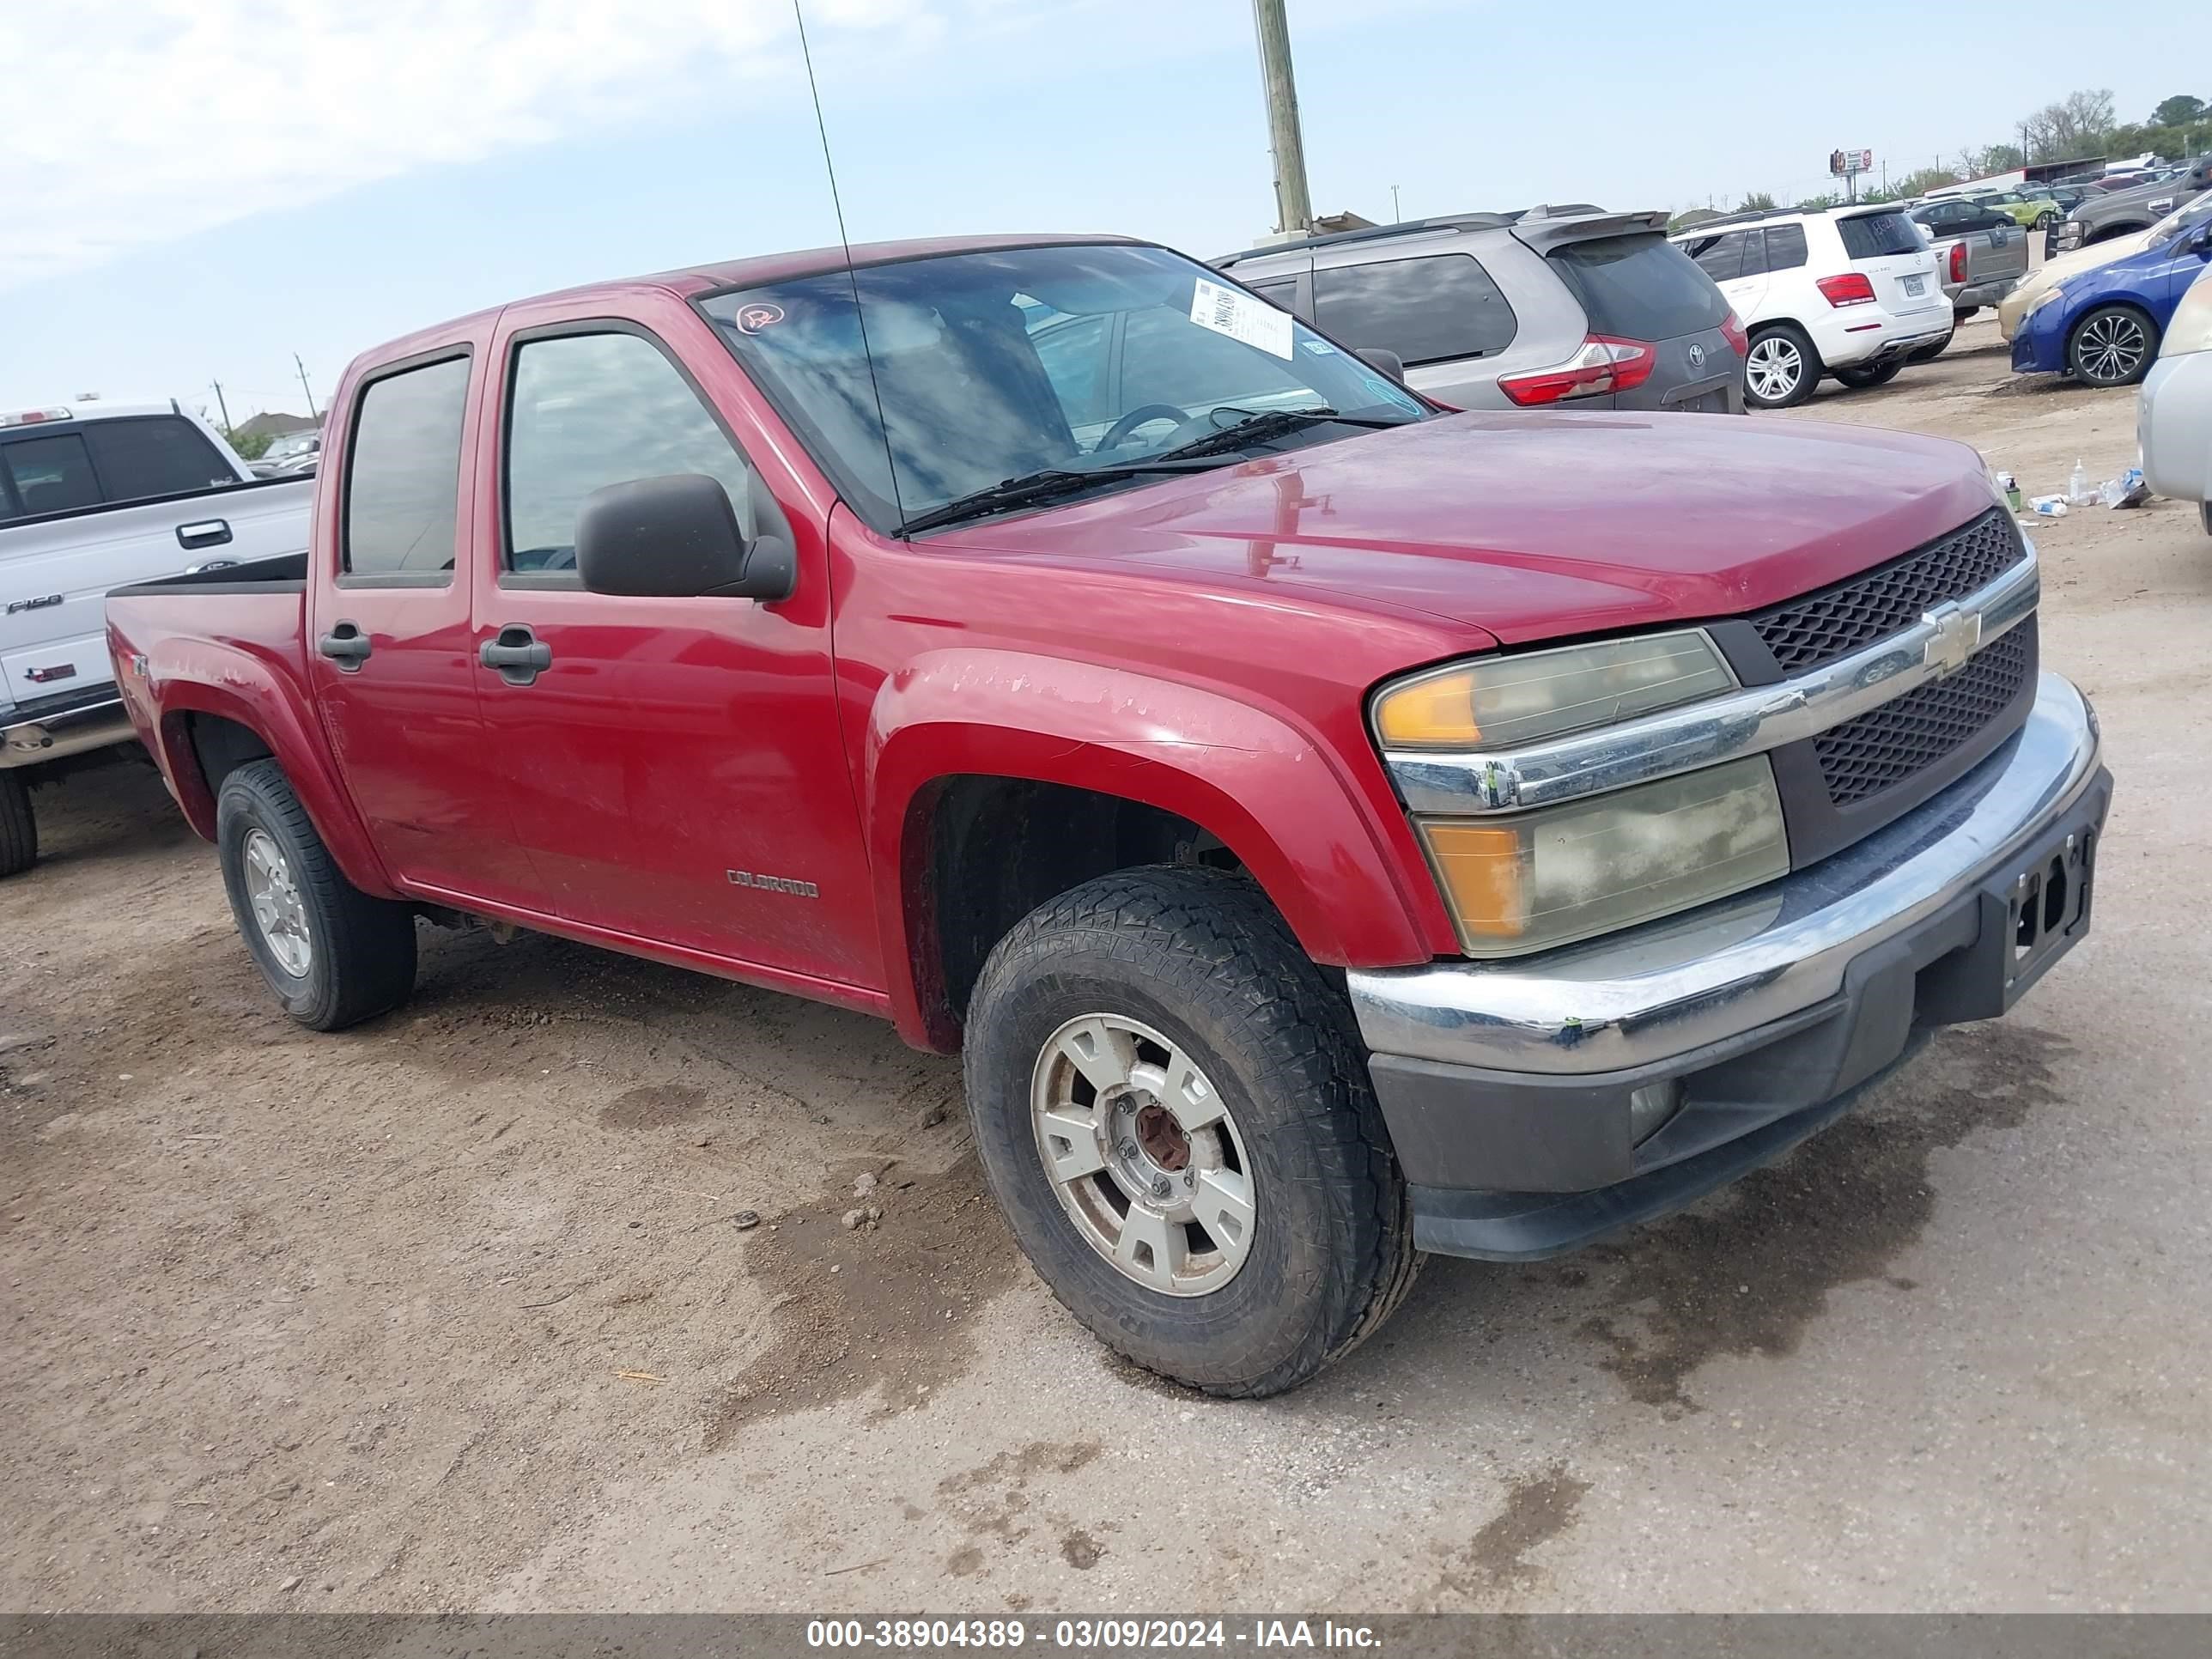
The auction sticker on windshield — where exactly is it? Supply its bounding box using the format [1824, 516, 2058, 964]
[1191, 277, 1294, 360]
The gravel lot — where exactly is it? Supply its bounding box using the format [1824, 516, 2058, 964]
[4, 316, 2208, 1614]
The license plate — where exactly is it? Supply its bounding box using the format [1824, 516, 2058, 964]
[1902, 275, 1926, 296]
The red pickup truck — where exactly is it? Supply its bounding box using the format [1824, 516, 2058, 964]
[107, 234, 2110, 1396]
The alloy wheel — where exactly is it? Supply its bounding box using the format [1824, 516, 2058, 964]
[242, 828, 313, 977]
[1745, 335, 1804, 404]
[2075, 312, 2148, 385]
[1030, 1013, 1255, 1296]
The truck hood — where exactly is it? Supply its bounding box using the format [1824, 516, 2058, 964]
[938, 411, 1997, 644]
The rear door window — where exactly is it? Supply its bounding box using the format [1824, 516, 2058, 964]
[1312, 254, 1518, 365]
[1547, 233, 1729, 340]
[82, 416, 234, 501]
[1, 433, 100, 519]
[1838, 211, 1923, 258]
[1763, 224, 1809, 269]
[1684, 232, 1747, 283]
[1249, 279, 1297, 312]
[343, 355, 471, 580]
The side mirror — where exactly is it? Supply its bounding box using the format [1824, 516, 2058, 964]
[1355, 347, 1407, 381]
[574, 473, 795, 601]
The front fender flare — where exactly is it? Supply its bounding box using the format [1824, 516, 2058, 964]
[864, 649, 1440, 1048]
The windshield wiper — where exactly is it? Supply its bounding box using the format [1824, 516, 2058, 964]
[896, 463, 1211, 537]
[1148, 406, 1412, 464]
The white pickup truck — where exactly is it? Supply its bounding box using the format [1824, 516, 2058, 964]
[1, 400, 313, 874]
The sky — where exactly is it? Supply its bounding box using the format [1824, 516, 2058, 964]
[3, 0, 2201, 423]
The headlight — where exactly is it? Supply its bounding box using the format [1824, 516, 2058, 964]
[2026, 283, 2069, 318]
[2161, 274, 2212, 358]
[1418, 757, 1790, 957]
[1373, 631, 1735, 750]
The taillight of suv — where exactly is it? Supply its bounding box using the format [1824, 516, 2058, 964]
[1817, 273, 1877, 307]
[1497, 335, 1657, 406]
[1720, 313, 1747, 356]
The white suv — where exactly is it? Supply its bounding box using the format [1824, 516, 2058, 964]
[1671, 206, 1948, 408]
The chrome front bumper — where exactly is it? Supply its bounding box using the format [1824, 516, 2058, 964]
[1349, 672, 2104, 1077]
[1, 695, 135, 769]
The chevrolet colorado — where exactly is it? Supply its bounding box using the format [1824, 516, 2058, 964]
[106, 236, 2111, 1395]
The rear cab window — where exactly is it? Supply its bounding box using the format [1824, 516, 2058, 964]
[1838, 211, 1923, 259]
[1, 433, 100, 519]
[1551, 233, 1730, 341]
[1313, 254, 1517, 365]
[342, 356, 471, 581]
[0, 414, 234, 520]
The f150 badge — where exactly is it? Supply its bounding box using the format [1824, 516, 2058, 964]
[726, 868, 819, 898]
[5, 592, 62, 615]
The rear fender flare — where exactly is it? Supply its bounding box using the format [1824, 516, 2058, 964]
[864, 649, 1439, 1049]
[143, 647, 394, 897]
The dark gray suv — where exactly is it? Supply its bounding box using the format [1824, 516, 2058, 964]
[1215, 207, 1745, 413]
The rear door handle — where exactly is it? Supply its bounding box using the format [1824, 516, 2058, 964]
[178, 519, 232, 550]
[318, 621, 372, 669]
[479, 623, 552, 687]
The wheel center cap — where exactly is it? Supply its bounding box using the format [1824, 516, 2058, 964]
[1133, 1102, 1189, 1171]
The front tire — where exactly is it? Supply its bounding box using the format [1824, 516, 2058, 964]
[962, 865, 1419, 1396]
[216, 758, 416, 1030]
[1743, 324, 1820, 408]
[2034, 211, 2057, 231]
[1833, 360, 1904, 390]
[2068, 305, 2158, 387]
[0, 773, 34, 878]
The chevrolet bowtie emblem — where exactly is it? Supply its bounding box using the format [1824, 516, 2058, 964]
[1923, 603, 1982, 678]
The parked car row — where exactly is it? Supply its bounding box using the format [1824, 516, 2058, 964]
[2012, 190, 2212, 388]
[1670, 204, 1950, 408]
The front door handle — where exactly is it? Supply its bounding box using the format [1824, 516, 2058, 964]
[317, 621, 372, 670]
[479, 623, 552, 687]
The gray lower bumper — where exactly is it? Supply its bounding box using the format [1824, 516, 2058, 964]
[1348, 672, 2108, 1259]
[1, 695, 134, 769]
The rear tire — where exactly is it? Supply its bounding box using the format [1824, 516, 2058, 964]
[1743, 324, 1820, 409]
[0, 773, 34, 878]
[216, 758, 416, 1030]
[962, 865, 1419, 1396]
[1833, 360, 1905, 389]
[2067, 304, 2159, 387]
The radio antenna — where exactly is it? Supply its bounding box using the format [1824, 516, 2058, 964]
[792, 0, 906, 532]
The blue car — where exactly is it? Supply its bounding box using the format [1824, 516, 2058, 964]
[2012, 191, 2212, 387]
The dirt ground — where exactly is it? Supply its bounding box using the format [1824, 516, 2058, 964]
[4, 317, 2209, 1614]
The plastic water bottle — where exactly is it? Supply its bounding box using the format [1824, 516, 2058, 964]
[2068, 458, 2091, 506]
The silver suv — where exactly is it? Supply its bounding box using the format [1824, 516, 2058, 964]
[1214, 207, 1744, 413]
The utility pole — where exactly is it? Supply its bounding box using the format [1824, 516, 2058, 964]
[1249, 0, 1312, 237]
[209, 380, 234, 434]
[1390, 183, 1401, 222]
[294, 355, 319, 419]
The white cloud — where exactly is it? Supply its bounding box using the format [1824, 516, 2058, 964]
[0, 0, 946, 290]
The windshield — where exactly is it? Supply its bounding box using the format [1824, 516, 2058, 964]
[700, 242, 1425, 535]
[264, 432, 318, 460]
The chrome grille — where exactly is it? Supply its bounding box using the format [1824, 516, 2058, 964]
[1752, 508, 2024, 674]
[1814, 624, 2034, 806]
